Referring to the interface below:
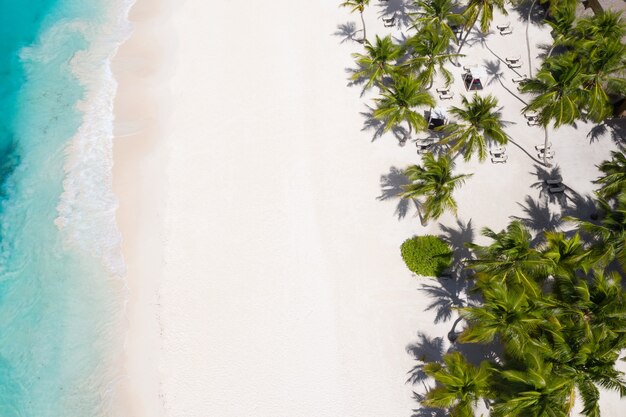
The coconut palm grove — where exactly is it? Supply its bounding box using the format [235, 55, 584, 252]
[340, 0, 626, 416]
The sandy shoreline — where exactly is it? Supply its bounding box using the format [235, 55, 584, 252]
[111, 1, 625, 416]
[112, 0, 174, 415]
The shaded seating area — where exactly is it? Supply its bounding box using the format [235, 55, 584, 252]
[463, 67, 486, 91]
[426, 107, 448, 130]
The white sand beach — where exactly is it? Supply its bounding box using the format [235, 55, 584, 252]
[112, 1, 626, 416]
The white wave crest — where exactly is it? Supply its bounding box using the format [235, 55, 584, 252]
[52, 0, 137, 279]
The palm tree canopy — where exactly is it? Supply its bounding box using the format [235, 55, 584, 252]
[352, 35, 402, 88]
[340, 0, 370, 13]
[594, 150, 626, 200]
[568, 194, 626, 269]
[545, 4, 576, 54]
[462, 0, 507, 33]
[575, 10, 626, 43]
[466, 221, 549, 295]
[460, 282, 544, 357]
[401, 153, 472, 222]
[373, 75, 436, 133]
[411, 0, 464, 42]
[441, 94, 508, 161]
[404, 26, 462, 87]
[520, 55, 586, 128]
[422, 352, 492, 417]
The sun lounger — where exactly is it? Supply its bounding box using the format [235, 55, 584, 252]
[439, 91, 454, 100]
[546, 178, 562, 186]
[538, 150, 555, 159]
[508, 61, 523, 69]
[506, 55, 521, 63]
[512, 75, 528, 83]
[496, 22, 510, 30]
[527, 119, 540, 126]
[436, 87, 450, 94]
[417, 144, 433, 154]
[490, 147, 505, 156]
[491, 155, 508, 163]
[548, 185, 566, 194]
[382, 14, 395, 27]
[534, 142, 552, 151]
[500, 27, 513, 35]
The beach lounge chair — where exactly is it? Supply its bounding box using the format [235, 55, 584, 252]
[508, 61, 523, 69]
[439, 91, 454, 100]
[417, 144, 433, 154]
[538, 150, 555, 159]
[490, 147, 505, 156]
[524, 111, 539, 119]
[436, 87, 450, 94]
[527, 118, 540, 126]
[548, 185, 566, 194]
[491, 155, 508, 163]
[382, 14, 395, 27]
[546, 177, 562, 186]
[500, 27, 513, 35]
[496, 22, 510, 30]
[506, 55, 521, 63]
[535, 142, 552, 151]
[512, 75, 528, 83]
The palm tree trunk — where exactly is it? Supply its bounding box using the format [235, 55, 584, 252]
[543, 127, 548, 166]
[456, 19, 477, 57]
[526, 0, 538, 77]
[360, 10, 367, 42]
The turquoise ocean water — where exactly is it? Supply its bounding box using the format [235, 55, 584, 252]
[0, 0, 132, 415]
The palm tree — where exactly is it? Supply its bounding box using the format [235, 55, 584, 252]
[459, 281, 544, 357]
[404, 26, 463, 89]
[400, 153, 472, 224]
[422, 352, 492, 417]
[466, 221, 549, 296]
[569, 194, 626, 270]
[492, 353, 573, 417]
[520, 55, 586, 165]
[458, 0, 507, 53]
[351, 35, 402, 89]
[575, 10, 626, 43]
[542, 231, 592, 278]
[340, 0, 371, 42]
[440, 94, 508, 162]
[545, 4, 576, 58]
[373, 75, 436, 141]
[541, 272, 626, 417]
[579, 38, 626, 122]
[410, 0, 464, 43]
[594, 150, 626, 201]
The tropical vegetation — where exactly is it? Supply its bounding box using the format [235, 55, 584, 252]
[337, 3, 626, 415]
[401, 235, 453, 276]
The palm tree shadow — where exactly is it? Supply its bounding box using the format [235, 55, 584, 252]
[482, 59, 528, 105]
[377, 0, 417, 29]
[360, 106, 407, 143]
[450, 341, 502, 366]
[511, 0, 548, 25]
[439, 219, 475, 279]
[587, 118, 626, 149]
[410, 392, 447, 417]
[332, 21, 361, 44]
[419, 276, 466, 324]
[560, 193, 600, 224]
[378, 166, 411, 219]
[406, 333, 445, 384]
[510, 195, 562, 243]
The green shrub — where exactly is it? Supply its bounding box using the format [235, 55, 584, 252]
[400, 235, 452, 277]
